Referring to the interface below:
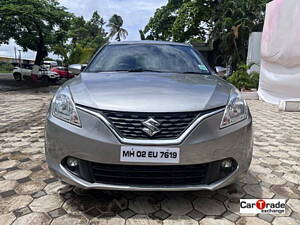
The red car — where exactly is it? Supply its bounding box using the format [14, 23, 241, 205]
[51, 67, 74, 79]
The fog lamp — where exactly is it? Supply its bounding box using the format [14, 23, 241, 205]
[221, 159, 232, 168]
[66, 157, 79, 168]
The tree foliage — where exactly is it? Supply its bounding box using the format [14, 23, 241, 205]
[0, 1, 111, 65]
[210, 0, 269, 67]
[143, 0, 185, 41]
[65, 11, 108, 64]
[107, 14, 128, 41]
[68, 45, 95, 65]
[0, 0, 72, 65]
[69, 11, 107, 50]
[142, 0, 270, 67]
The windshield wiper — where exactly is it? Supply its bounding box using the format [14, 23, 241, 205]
[87, 69, 165, 73]
[86, 69, 127, 73]
[127, 68, 165, 73]
[181, 71, 210, 75]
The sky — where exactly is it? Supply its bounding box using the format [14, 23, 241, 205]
[0, 0, 167, 60]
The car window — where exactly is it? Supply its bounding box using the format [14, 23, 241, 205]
[86, 44, 210, 74]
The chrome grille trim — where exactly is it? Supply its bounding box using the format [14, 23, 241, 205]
[76, 106, 224, 145]
[101, 110, 200, 140]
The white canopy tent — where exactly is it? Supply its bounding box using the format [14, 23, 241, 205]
[258, 0, 300, 104]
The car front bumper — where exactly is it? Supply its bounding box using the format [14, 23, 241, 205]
[45, 107, 253, 191]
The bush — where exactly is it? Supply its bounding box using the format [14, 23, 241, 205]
[227, 64, 259, 90]
[0, 62, 14, 73]
[68, 45, 95, 64]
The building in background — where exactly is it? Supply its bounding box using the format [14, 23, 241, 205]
[0, 56, 35, 65]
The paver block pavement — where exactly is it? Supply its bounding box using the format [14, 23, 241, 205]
[0, 89, 299, 224]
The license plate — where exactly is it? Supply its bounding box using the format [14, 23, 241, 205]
[120, 146, 180, 163]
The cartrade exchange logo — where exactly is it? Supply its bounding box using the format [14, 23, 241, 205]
[240, 199, 285, 214]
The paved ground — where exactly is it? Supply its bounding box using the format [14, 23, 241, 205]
[0, 73, 64, 92]
[0, 81, 300, 225]
[0, 73, 37, 92]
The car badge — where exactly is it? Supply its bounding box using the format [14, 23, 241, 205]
[142, 118, 161, 137]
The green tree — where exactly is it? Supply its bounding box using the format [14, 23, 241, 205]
[54, 11, 108, 65]
[52, 44, 70, 65]
[107, 14, 128, 41]
[67, 11, 108, 64]
[211, 0, 269, 67]
[0, 0, 72, 65]
[68, 16, 89, 47]
[68, 45, 95, 64]
[143, 0, 270, 67]
[171, 0, 213, 42]
[143, 0, 185, 41]
[69, 12, 107, 49]
[139, 29, 146, 40]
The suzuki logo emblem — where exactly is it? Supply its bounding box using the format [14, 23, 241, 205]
[142, 118, 161, 137]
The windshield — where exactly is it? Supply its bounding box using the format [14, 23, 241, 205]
[86, 44, 211, 74]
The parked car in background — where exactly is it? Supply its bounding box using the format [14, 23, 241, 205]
[51, 67, 75, 79]
[46, 41, 253, 191]
[12, 64, 33, 81]
[13, 65, 60, 83]
[43, 60, 58, 70]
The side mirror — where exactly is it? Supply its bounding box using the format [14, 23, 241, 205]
[215, 66, 227, 78]
[68, 64, 83, 75]
[81, 64, 87, 71]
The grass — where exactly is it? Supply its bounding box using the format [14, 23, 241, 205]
[0, 71, 12, 74]
[0, 63, 14, 73]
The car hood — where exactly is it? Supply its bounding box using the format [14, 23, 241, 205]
[69, 72, 232, 112]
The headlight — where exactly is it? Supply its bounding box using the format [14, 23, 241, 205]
[51, 86, 81, 127]
[220, 88, 248, 128]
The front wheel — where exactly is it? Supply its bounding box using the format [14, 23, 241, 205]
[13, 73, 22, 82]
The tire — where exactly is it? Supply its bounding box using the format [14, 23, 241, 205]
[24, 75, 32, 81]
[41, 76, 50, 85]
[13, 73, 22, 82]
[50, 78, 58, 84]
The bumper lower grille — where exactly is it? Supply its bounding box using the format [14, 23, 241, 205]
[91, 163, 208, 185]
[67, 159, 237, 186]
[100, 110, 201, 140]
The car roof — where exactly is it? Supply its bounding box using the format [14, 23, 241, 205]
[108, 40, 190, 46]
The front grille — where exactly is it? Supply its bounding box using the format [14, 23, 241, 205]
[65, 158, 237, 186]
[100, 110, 201, 140]
[77, 104, 224, 140]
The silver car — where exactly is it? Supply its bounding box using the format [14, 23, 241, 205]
[45, 41, 252, 191]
